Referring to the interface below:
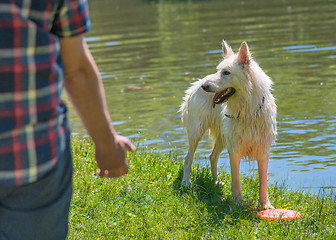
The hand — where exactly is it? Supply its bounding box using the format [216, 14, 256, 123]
[95, 134, 135, 178]
[60, 36, 136, 178]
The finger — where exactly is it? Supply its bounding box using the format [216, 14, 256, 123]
[118, 135, 136, 152]
[120, 165, 128, 175]
[96, 168, 103, 177]
[114, 165, 128, 177]
[125, 141, 136, 152]
[97, 166, 128, 178]
[96, 168, 117, 178]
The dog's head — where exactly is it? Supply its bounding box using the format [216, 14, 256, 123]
[201, 40, 256, 108]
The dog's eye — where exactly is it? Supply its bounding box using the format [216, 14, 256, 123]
[222, 70, 231, 76]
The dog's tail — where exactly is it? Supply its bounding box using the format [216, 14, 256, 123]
[179, 95, 190, 128]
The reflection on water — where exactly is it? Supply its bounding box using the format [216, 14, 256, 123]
[67, 0, 336, 193]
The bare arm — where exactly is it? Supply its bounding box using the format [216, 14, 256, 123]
[59, 34, 135, 178]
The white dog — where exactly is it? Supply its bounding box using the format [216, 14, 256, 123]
[180, 40, 277, 209]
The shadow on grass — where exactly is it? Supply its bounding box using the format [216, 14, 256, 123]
[172, 165, 257, 224]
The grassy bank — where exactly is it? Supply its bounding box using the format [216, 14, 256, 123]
[68, 137, 335, 239]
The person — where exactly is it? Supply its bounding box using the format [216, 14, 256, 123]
[0, 0, 135, 239]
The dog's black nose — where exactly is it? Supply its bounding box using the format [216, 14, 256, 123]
[201, 83, 209, 91]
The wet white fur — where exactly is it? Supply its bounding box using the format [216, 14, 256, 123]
[180, 40, 277, 209]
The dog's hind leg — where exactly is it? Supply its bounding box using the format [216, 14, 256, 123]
[209, 139, 224, 185]
[182, 126, 205, 186]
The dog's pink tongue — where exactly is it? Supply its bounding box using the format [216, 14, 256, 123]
[212, 92, 221, 108]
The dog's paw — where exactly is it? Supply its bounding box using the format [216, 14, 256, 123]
[259, 200, 274, 210]
[232, 193, 244, 206]
[181, 179, 191, 186]
[215, 180, 225, 186]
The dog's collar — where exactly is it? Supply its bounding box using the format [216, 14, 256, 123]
[224, 113, 239, 119]
[257, 96, 266, 112]
[224, 96, 265, 119]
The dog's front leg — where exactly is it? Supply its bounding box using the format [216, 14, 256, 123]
[257, 156, 274, 209]
[229, 152, 244, 204]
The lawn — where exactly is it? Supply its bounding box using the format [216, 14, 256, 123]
[68, 137, 336, 239]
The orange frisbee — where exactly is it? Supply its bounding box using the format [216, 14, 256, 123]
[256, 209, 301, 221]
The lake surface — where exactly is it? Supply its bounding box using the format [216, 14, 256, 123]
[68, 0, 336, 194]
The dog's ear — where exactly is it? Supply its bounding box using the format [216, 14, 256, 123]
[237, 41, 251, 66]
[222, 40, 233, 58]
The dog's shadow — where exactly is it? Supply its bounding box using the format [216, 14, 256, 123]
[172, 166, 258, 224]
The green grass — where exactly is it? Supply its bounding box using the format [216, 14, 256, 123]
[68, 137, 336, 239]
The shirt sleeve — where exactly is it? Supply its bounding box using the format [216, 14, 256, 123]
[51, 0, 91, 38]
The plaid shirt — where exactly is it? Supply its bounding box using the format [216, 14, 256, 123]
[0, 0, 91, 186]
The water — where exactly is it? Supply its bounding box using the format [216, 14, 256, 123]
[67, 0, 336, 193]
